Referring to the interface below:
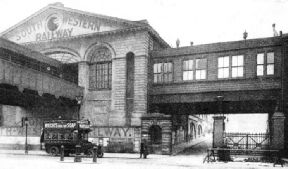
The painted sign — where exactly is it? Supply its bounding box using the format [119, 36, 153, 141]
[44, 121, 90, 129]
[3, 9, 127, 43]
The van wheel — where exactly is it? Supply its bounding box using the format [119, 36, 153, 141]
[97, 152, 104, 158]
[49, 146, 59, 156]
[86, 149, 94, 158]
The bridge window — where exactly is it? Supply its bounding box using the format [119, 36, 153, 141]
[196, 58, 207, 80]
[153, 62, 173, 83]
[218, 55, 244, 78]
[257, 52, 274, 76]
[232, 55, 243, 78]
[183, 60, 193, 80]
[89, 47, 112, 90]
[218, 56, 229, 78]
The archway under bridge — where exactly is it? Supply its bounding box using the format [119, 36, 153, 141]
[146, 99, 286, 155]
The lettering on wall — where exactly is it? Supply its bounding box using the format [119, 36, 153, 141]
[0, 127, 40, 137]
[89, 127, 137, 142]
[11, 13, 102, 42]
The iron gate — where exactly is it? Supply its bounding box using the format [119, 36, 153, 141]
[224, 132, 270, 150]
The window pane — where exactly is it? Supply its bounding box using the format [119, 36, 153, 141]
[238, 67, 243, 77]
[168, 63, 173, 72]
[267, 53, 274, 64]
[196, 59, 206, 69]
[223, 57, 229, 67]
[218, 57, 223, 68]
[196, 70, 200, 80]
[238, 55, 243, 66]
[232, 55, 243, 66]
[188, 60, 193, 70]
[223, 68, 229, 78]
[153, 64, 157, 73]
[218, 69, 223, 78]
[196, 70, 206, 80]
[168, 73, 173, 82]
[232, 67, 237, 77]
[164, 63, 168, 72]
[232, 56, 238, 66]
[267, 64, 274, 75]
[157, 64, 162, 73]
[183, 61, 188, 70]
[257, 54, 264, 64]
[183, 71, 193, 80]
[257, 65, 264, 76]
[202, 70, 206, 79]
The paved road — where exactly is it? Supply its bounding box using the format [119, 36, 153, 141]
[0, 153, 279, 169]
[0, 135, 284, 169]
[178, 134, 212, 156]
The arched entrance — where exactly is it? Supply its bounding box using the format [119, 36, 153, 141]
[141, 113, 172, 155]
[189, 122, 196, 140]
[198, 125, 202, 137]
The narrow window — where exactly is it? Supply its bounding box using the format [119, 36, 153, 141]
[267, 52, 274, 75]
[218, 56, 229, 78]
[232, 55, 244, 78]
[153, 63, 162, 83]
[257, 53, 264, 76]
[89, 47, 112, 90]
[196, 58, 207, 80]
[183, 60, 193, 81]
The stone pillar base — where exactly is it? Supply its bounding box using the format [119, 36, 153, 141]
[271, 111, 285, 150]
[213, 116, 226, 148]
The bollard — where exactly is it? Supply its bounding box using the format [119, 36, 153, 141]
[93, 146, 97, 163]
[74, 145, 82, 162]
[60, 145, 64, 161]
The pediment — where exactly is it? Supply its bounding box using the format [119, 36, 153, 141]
[1, 4, 141, 43]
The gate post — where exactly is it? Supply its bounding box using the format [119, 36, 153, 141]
[271, 110, 285, 149]
[213, 116, 226, 148]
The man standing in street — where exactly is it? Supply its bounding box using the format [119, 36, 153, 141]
[140, 139, 148, 158]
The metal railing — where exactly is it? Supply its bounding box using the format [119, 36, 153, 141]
[224, 132, 270, 150]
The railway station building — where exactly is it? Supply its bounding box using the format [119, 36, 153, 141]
[0, 3, 286, 155]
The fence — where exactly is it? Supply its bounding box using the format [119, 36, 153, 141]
[224, 132, 270, 150]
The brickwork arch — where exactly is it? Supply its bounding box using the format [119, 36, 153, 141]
[84, 42, 116, 61]
[40, 47, 81, 63]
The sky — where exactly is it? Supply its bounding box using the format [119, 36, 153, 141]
[1, 0, 288, 47]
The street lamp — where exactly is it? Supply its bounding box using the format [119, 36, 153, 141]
[74, 92, 83, 162]
[24, 117, 28, 154]
[75, 92, 84, 121]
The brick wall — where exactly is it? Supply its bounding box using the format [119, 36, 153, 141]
[150, 43, 282, 97]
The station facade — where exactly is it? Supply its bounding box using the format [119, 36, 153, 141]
[0, 3, 286, 154]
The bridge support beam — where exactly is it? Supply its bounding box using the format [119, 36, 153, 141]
[213, 116, 226, 148]
[271, 110, 285, 150]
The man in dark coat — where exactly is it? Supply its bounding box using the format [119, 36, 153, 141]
[140, 139, 148, 158]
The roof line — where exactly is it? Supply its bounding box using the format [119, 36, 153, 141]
[0, 3, 170, 48]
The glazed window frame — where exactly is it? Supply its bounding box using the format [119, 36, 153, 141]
[195, 58, 207, 80]
[218, 55, 244, 79]
[153, 61, 173, 83]
[231, 55, 244, 78]
[257, 52, 274, 76]
[218, 56, 230, 79]
[89, 61, 112, 90]
[183, 59, 194, 81]
[182, 58, 207, 81]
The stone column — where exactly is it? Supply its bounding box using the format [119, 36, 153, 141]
[271, 111, 285, 149]
[213, 116, 226, 148]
